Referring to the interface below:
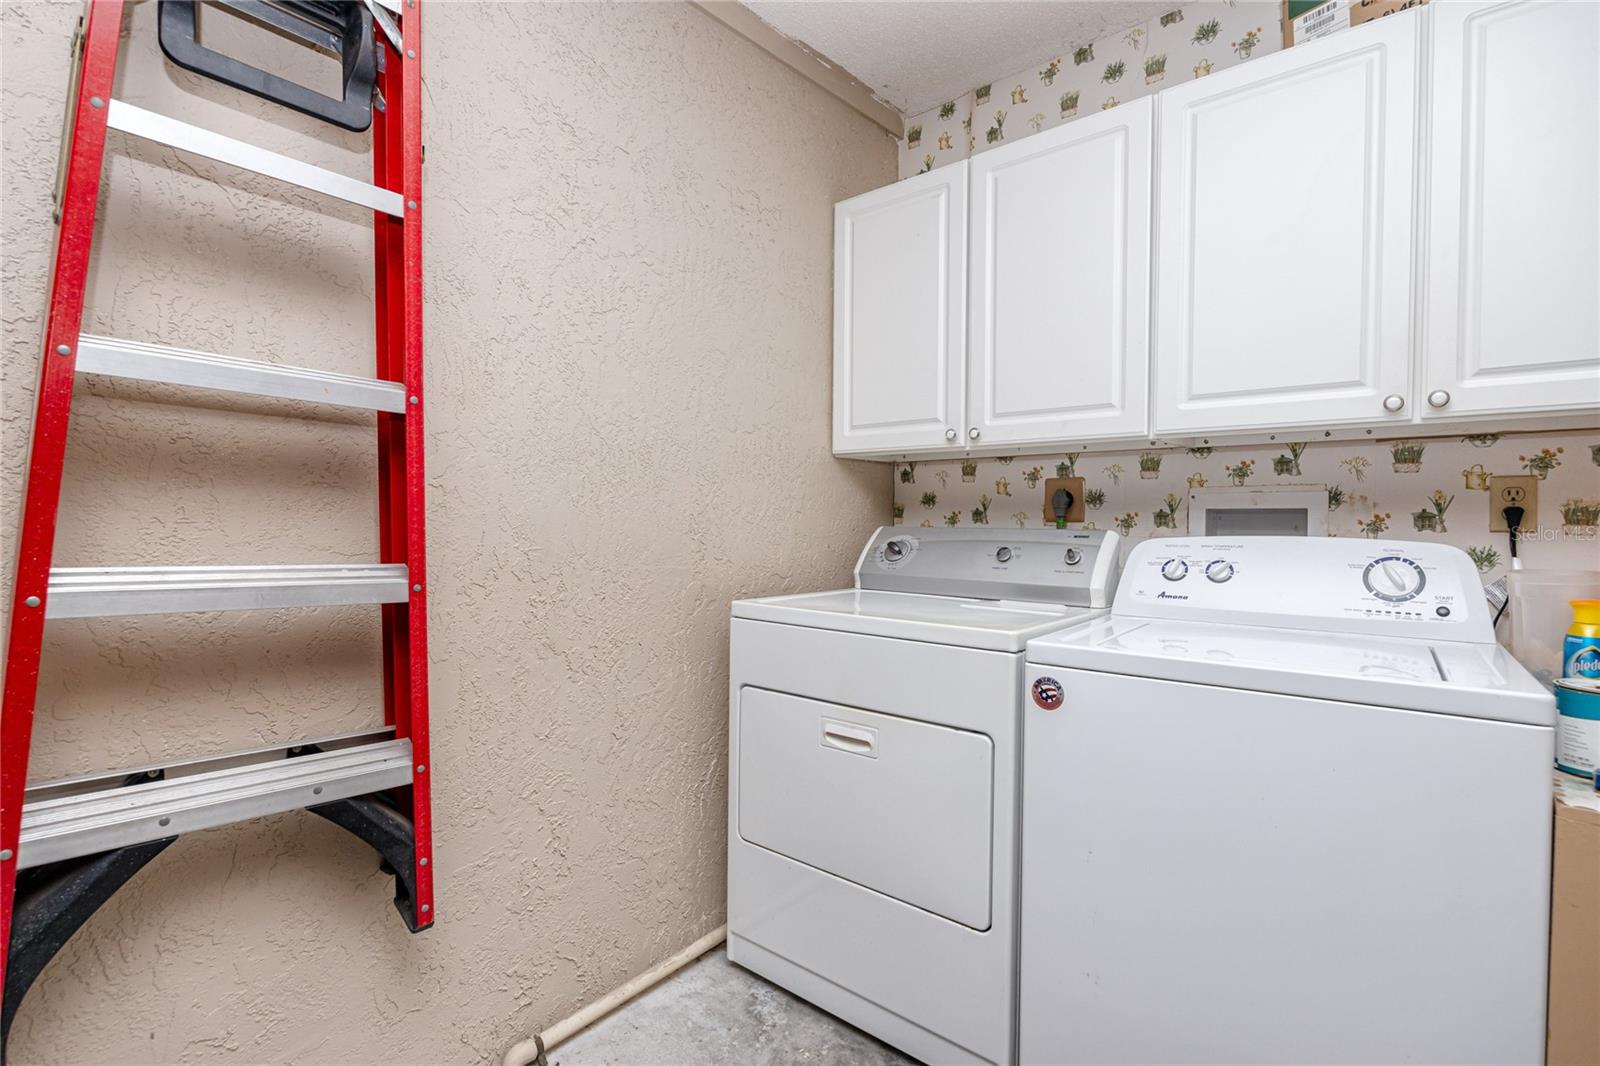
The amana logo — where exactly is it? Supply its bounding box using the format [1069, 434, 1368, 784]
[1031, 676, 1064, 711]
[1156, 591, 1190, 600]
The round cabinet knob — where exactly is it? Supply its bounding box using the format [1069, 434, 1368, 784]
[1427, 389, 1451, 409]
[1205, 559, 1234, 583]
[1382, 394, 1406, 413]
[883, 539, 908, 562]
[1063, 548, 1082, 566]
[1160, 558, 1189, 582]
[968, 428, 981, 440]
[945, 428, 957, 441]
[996, 546, 1012, 563]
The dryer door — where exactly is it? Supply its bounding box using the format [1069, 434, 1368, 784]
[737, 688, 995, 930]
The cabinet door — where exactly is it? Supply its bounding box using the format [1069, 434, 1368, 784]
[833, 166, 966, 455]
[1153, 14, 1420, 435]
[967, 99, 1152, 448]
[1422, 0, 1600, 420]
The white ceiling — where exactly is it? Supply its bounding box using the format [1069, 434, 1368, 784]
[742, 1, 1186, 116]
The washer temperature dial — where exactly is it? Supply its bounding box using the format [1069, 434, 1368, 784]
[1204, 560, 1234, 583]
[1363, 556, 1426, 602]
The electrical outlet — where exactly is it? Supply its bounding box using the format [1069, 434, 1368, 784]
[1041, 477, 1086, 526]
[1488, 475, 1538, 532]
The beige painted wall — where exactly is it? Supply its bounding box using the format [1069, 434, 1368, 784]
[1, 2, 893, 1060]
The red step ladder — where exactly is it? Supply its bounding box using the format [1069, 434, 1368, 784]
[1, 0, 432, 1043]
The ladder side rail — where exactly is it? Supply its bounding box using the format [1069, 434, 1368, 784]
[375, 7, 433, 930]
[0, 0, 127, 984]
[399, 5, 434, 929]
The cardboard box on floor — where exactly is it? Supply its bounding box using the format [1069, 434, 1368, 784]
[1281, 0, 1428, 48]
[1549, 774, 1600, 1066]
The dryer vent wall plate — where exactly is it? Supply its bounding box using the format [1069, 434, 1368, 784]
[1041, 477, 1085, 525]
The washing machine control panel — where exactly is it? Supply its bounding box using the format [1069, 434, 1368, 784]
[1113, 537, 1491, 644]
[859, 527, 1123, 608]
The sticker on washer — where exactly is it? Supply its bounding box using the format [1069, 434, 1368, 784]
[1032, 676, 1064, 710]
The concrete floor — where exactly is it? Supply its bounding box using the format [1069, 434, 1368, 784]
[556, 949, 920, 1065]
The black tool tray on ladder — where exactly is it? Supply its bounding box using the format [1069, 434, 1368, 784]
[158, 0, 377, 131]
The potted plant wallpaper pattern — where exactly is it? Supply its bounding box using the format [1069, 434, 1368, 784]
[1562, 499, 1600, 534]
[902, 0, 1283, 177]
[1391, 440, 1425, 473]
[1522, 447, 1564, 479]
[899, 90, 974, 180]
[891, 432, 1600, 582]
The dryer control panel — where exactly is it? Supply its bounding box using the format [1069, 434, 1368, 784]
[1113, 537, 1491, 644]
[858, 527, 1122, 608]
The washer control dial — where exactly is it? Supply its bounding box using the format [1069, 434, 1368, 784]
[1204, 560, 1234, 583]
[1160, 558, 1189, 582]
[1063, 547, 1082, 566]
[1363, 556, 1426, 602]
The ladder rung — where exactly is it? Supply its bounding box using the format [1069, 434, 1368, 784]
[23, 727, 397, 804]
[105, 99, 405, 216]
[45, 563, 410, 619]
[76, 334, 408, 413]
[18, 737, 414, 869]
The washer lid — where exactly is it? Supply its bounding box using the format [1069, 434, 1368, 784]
[733, 588, 1102, 653]
[1025, 618, 1553, 726]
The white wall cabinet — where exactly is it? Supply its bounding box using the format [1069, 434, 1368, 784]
[833, 166, 966, 455]
[834, 5, 1596, 460]
[1152, 13, 1420, 436]
[1421, 0, 1600, 421]
[967, 98, 1153, 449]
[835, 103, 1154, 458]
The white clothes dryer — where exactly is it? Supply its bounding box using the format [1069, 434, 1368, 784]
[729, 527, 1123, 1066]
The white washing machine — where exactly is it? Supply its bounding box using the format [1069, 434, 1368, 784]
[1021, 536, 1555, 1065]
[728, 526, 1123, 1066]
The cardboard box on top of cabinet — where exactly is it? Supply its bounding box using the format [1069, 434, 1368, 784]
[1548, 776, 1600, 1066]
[1280, 0, 1427, 48]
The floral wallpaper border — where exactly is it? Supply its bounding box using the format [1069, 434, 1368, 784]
[890, 431, 1600, 584]
[901, 0, 1285, 179]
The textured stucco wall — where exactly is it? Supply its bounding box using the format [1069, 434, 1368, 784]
[1, 2, 894, 1060]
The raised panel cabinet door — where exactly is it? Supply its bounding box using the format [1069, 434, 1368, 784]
[1423, 0, 1600, 419]
[968, 98, 1153, 447]
[1153, 13, 1421, 435]
[833, 166, 967, 455]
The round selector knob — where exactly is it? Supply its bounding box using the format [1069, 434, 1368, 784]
[996, 546, 1012, 563]
[1363, 556, 1426, 602]
[883, 539, 909, 562]
[1205, 559, 1234, 583]
[1160, 558, 1189, 582]
[1063, 548, 1082, 566]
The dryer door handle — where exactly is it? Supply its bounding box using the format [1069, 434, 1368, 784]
[821, 720, 877, 758]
